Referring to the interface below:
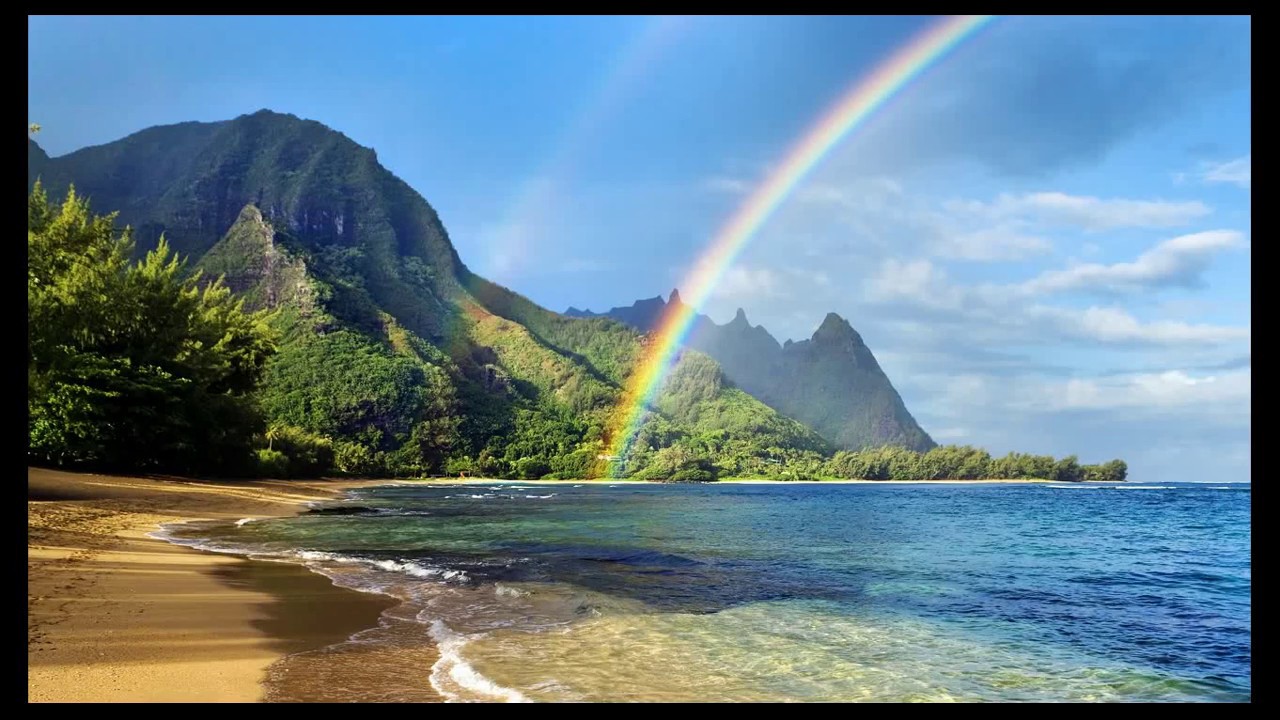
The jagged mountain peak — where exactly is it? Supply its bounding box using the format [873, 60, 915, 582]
[577, 292, 935, 452]
[813, 312, 863, 344]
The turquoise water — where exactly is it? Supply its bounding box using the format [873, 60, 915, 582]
[162, 482, 1250, 702]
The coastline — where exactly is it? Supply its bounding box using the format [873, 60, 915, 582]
[386, 477, 1063, 485]
[27, 469, 1105, 702]
[27, 468, 398, 703]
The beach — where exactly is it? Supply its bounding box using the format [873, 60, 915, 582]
[30, 471, 1195, 703]
[27, 468, 396, 703]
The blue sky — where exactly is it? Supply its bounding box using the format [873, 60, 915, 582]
[28, 15, 1251, 482]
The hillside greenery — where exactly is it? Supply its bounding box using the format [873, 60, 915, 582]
[27, 112, 1129, 483]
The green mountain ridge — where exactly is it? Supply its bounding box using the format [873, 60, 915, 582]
[29, 110, 831, 479]
[566, 292, 935, 452]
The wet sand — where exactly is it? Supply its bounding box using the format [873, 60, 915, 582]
[27, 468, 398, 702]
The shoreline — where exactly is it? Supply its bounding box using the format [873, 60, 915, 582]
[381, 477, 1066, 485]
[27, 468, 1123, 702]
[27, 468, 399, 703]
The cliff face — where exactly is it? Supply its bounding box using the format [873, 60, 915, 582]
[568, 296, 936, 452]
[33, 112, 467, 336]
[197, 204, 316, 314]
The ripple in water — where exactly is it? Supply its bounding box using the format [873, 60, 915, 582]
[159, 481, 1250, 702]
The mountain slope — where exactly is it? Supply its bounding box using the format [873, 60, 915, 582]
[567, 292, 935, 452]
[29, 110, 830, 478]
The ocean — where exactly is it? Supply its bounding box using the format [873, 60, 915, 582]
[158, 481, 1251, 702]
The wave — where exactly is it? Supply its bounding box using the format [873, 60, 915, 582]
[524, 494, 556, 499]
[150, 516, 534, 702]
[147, 523, 267, 557]
[292, 549, 469, 583]
[495, 583, 530, 599]
[427, 619, 531, 703]
[234, 517, 258, 526]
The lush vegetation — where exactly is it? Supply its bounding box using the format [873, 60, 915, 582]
[28, 112, 1130, 484]
[28, 184, 275, 474]
[823, 445, 1127, 483]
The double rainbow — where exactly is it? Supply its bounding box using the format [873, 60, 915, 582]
[603, 15, 996, 472]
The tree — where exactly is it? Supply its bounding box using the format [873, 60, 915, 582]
[28, 184, 277, 473]
[1051, 455, 1083, 483]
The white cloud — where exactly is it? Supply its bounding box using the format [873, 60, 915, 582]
[682, 164, 1249, 483]
[1036, 305, 1251, 345]
[1203, 154, 1251, 189]
[1020, 230, 1244, 294]
[949, 191, 1212, 231]
[1045, 368, 1251, 412]
[795, 177, 904, 208]
[937, 226, 1053, 261]
[711, 266, 784, 300]
[864, 256, 1250, 347]
[701, 176, 750, 195]
[866, 259, 967, 311]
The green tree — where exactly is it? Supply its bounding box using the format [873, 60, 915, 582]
[28, 184, 276, 473]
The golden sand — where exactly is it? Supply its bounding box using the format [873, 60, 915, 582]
[27, 468, 396, 702]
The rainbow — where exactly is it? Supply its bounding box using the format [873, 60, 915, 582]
[603, 15, 995, 473]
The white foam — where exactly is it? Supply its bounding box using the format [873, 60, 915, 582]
[428, 620, 531, 703]
[296, 549, 345, 563]
[494, 583, 530, 599]
[524, 494, 556, 499]
[1115, 485, 1176, 490]
[147, 523, 267, 557]
[234, 517, 258, 527]
[292, 550, 469, 583]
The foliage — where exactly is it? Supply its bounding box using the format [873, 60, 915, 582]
[28, 184, 276, 474]
[28, 113, 1131, 485]
[823, 445, 1127, 482]
[255, 448, 290, 477]
[257, 328, 458, 476]
[262, 424, 334, 478]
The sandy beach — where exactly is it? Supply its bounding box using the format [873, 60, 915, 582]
[27, 469, 1078, 702]
[27, 468, 396, 703]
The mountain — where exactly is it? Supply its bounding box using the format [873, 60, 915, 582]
[566, 292, 935, 452]
[29, 111, 829, 479]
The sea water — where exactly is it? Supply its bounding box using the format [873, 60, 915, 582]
[158, 482, 1251, 702]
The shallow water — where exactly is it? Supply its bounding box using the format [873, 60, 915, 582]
[160, 482, 1251, 702]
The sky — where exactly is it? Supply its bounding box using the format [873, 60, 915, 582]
[28, 15, 1251, 482]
